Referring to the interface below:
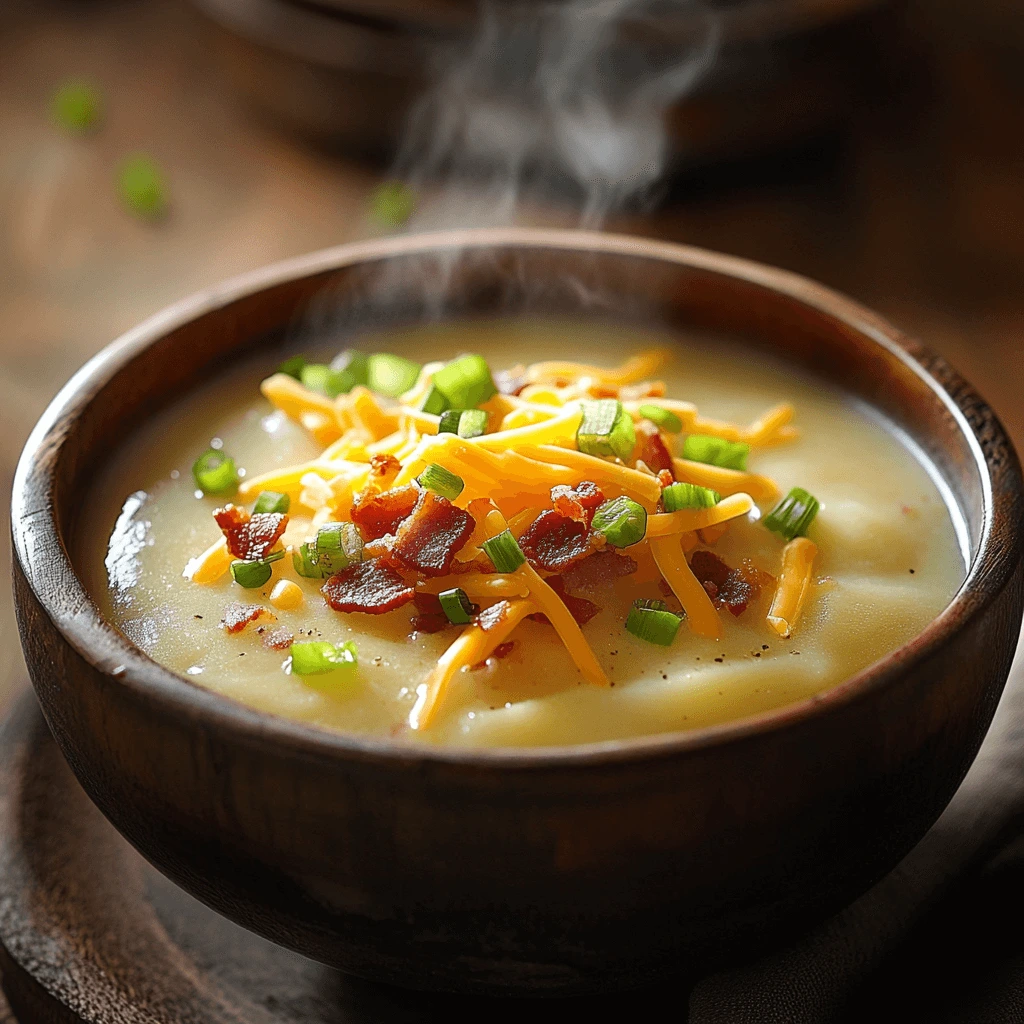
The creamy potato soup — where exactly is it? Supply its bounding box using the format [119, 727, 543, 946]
[80, 320, 965, 748]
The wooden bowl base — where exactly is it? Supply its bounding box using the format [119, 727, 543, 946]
[0, 693, 680, 1021]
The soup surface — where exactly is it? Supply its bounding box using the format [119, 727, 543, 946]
[80, 319, 965, 747]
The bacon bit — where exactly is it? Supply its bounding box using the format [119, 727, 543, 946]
[690, 550, 774, 617]
[414, 591, 444, 616]
[519, 510, 603, 573]
[322, 558, 415, 614]
[551, 481, 605, 525]
[410, 614, 449, 635]
[472, 640, 516, 669]
[657, 469, 674, 489]
[262, 626, 294, 651]
[221, 603, 273, 633]
[391, 489, 476, 577]
[350, 484, 419, 541]
[637, 420, 674, 478]
[495, 365, 529, 396]
[214, 505, 288, 560]
[562, 549, 638, 591]
[529, 575, 600, 627]
[370, 453, 402, 487]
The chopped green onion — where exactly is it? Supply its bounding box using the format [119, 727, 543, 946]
[192, 449, 239, 496]
[763, 487, 820, 541]
[278, 356, 307, 380]
[117, 154, 167, 220]
[300, 362, 352, 398]
[52, 81, 102, 132]
[417, 464, 464, 501]
[330, 349, 369, 385]
[289, 640, 358, 676]
[438, 588, 475, 625]
[432, 354, 497, 409]
[577, 399, 637, 461]
[661, 482, 721, 512]
[638, 404, 683, 433]
[312, 522, 363, 574]
[230, 554, 282, 589]
[591, 496, 647, 547]
[682, 434, 749, 471]
[293, 542, 328, 578]
[253, 490, 290, 515]
[367, 353, 421, 397]
[626, 599, 683, 646]
[437, 409, 464, 435]
[481, 530, 525, 573]
[370, 181, 416, 227]
[457, 409, 489, 438]
[421, 385, 449, 416]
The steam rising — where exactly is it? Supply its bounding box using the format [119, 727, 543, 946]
[393, 0, 721, 230]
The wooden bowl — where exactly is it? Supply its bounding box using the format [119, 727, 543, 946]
[11, 229, 1024, 995]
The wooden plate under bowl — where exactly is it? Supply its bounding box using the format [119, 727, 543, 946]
[11, 229, 1024, 995]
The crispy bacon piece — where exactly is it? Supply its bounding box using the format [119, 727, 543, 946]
[350, 484, 419, 541]
[690, 550, 774, 617]
[528, 576, 600, 627]
[551, 481, 605, 525]
[562, 549, 638, 591]
[322, 558, 415, 614]
[390, 489, 476, 577]
[410, 591, 451, 635]
[519, 511, 602, 573]
[214, 505, 288, 561]
[261, 626, 294, 650]
[370, 453, 402, 487]
[637, 419, 674, 478]
[657, 469, 674, 489]
[221, 603, 272, 633]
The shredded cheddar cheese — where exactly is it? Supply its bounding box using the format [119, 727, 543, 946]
[768, 537, 818, 638]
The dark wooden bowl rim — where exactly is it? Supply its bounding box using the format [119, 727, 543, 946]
[10, 228, 1008, 770]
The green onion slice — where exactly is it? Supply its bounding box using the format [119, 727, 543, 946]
[192, 449, 239, 496]
[253, 490, 290, 515]
[438, 588, 475, 625]
[330, 349, 369, 385]
[230, 558, 277, 589]
[481, 530, 526, 573]
[591, 496, 647, 547]
[432, 354, 497, 409]
[367, 353, 421, 397]
[278, 355, 307, 380]
[117, 154, 167, 220]
[682, 434, 749, 471]
[437, 409, 464, 435]
[661, 482, 721, 512]
[417, 464, 464, 501]
[52, 81, 102, 132]
[457, 409, 489, 439]
[625, 599, 683, 646]
[289, 640, 358, 676]
[577, 399, 637, 461]
[370, 181, 416, 227]
[300, 363, 352, 398]
[293, 542, 328, 578]
[312, 522, 363, 574]
[421, 385, 449, 416]
[763, 487, 820, 541]
[638, 404, 683, 433]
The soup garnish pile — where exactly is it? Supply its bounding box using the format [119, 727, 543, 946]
[88, 324, 964, 746]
